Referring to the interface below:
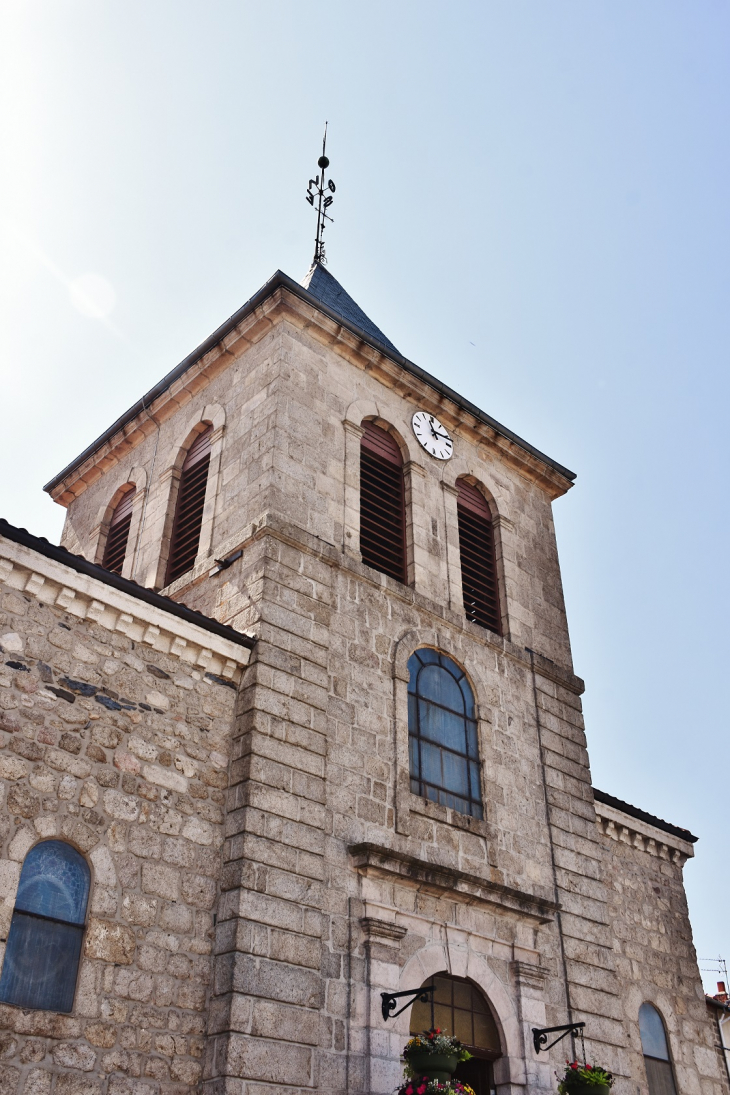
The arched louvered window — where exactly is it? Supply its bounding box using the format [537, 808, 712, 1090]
[359, 421, 406, 584]
[0, 840, 90, 1013]
[457, 480, 501, 635]
[166, 425, 212, 585]
[639, 1003, 677, 1095]
[411, 973, 501, 1095]
[102, 487, 136, 575]
[408, 648, 483, 819]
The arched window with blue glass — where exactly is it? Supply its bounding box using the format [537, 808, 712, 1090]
[408, 649, 483, 819]
[639, 1002, 677, 1095]
[0, 840, 90, 1013]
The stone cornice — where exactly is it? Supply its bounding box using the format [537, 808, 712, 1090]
[45, 275, 575, 506]
[349, 842, 557, 925]
[360, 917, 408, 942]
[0, 532, 253, 683]
[594, 800, 694, 865]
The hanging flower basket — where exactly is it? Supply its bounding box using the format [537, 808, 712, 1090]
[557, 1060, 614, 1095]
[402, 1030, 472, 1083]
[397, 1080, 476, 1095]
[404, 1052, 458, 1082]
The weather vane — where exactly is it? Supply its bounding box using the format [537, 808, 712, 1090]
[306, 122, 335, 264]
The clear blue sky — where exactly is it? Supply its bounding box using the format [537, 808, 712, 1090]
[1, 1, 728, 990]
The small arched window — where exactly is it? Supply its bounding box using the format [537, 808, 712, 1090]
[456, 480, 501, 635]
[407, 649, 482, 819]
[411, 973, 501, 1095]
[102, 486, 136, 575]
[639, 1003, 677, 1095]
[359, 421, 407, 584]
[0, 840, 90, 1013]
[166, 425, 212, 585]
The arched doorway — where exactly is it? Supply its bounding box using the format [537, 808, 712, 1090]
[410, 973, 501, 1095]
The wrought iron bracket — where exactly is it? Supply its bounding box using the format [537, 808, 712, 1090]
[532, 1022, 585, 1054]
[381, 984, 435, 1021]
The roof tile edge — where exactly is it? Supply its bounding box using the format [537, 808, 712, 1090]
[0, 518, 254, 682]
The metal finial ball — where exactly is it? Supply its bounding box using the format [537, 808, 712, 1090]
[318, 155, 330, 169]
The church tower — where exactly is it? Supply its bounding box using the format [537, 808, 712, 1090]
[0, 147, 723, 1095]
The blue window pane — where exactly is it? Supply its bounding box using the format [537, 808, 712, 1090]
[418, 665, 465, 714]
[414, 648, 440, 666]
[442, 751, 469, 797]
[639, 1003, 670, 1061]
[0, 912, 83, 1013]
[418, 701, 466, 753]
[421, 741, 443, 787]
[14, 841, 90, 925]
[407, 649, 482, 818]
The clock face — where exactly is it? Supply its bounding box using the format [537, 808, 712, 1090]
[412, 411, 453, 460]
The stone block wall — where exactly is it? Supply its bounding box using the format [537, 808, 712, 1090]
[0, 550, 245, 1095]
[189, 514, 625, 1094]
[597, 805, 727, 1094]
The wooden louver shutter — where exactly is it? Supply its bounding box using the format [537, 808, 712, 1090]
[457, 480, 501, 634]
[102, 487, 136, 576]
[165, 426, 212, 585]
[360, 422, 407, 584]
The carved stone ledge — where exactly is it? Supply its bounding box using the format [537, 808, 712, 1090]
[511, 959, 547, 991]
[360, 917, 408, 942]
[349, 842, 557, 925]
[594, 802, 693, 865]
[0, 535, 252, 682]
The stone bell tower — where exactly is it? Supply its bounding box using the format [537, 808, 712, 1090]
[26, 147, 725, 1095]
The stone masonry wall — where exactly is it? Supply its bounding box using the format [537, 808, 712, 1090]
[0, 570, 239, 1095]
[600, 819, 727, 1094]
[195, 518, 625, 1094]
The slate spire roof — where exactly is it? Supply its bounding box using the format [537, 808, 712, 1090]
[301, 262, 400, 356]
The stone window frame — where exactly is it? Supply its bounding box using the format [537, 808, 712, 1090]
[153, 404, 226, 591]
[392, 628, 494, 842]
[89, 466, 148, 581]
[441, 465, 512, 642]
[342, 399, 417, 587]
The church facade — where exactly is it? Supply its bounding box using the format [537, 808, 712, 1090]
[0, 262, 724, 1095]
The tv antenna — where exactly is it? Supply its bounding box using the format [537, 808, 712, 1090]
[306, 122, 336, 264]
